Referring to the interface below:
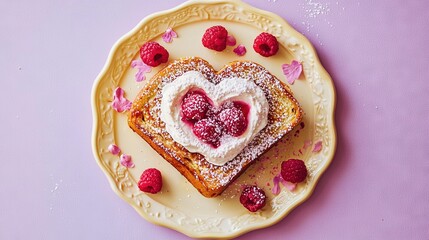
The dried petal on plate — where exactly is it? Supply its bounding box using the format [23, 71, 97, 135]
[120, 154, 135, 168]
[108, 144, 121, 155]
[303, 139, 313, 149]
[272, 175, 281, 195]
[131, 60, 152, 82]
[282, 60, 303, 84]
[233, 45, 247, 56]
[112, 87, 132, 112]
[313, 140, 323, 152]
[282, 180, 297, 191]
[273, 174, 297, 194]
[162, 27, 178, 43]
[226, 35, 237, 46]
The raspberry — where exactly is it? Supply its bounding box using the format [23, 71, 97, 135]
[181, 91, 210, 121]
[138, 168, 163, 194]
[217, 106, 247, 137]
[139, 42, 169, 67]
[281, 159, 308, 183]
[193, 118, 223, 148]
[202, 25, 228, 51]
[253, 32, 279, 57]
[240, 186, 266, 212]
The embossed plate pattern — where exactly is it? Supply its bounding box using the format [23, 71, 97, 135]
[91, 0, 336, 238]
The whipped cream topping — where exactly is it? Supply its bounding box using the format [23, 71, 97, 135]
[160, 71, 269, 166]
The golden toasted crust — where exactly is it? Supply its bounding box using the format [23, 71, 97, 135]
[128, 57, 302, 197]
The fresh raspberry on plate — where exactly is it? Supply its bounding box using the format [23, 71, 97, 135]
[138, 168, 163, 194]
[193, 118, 223, 148]
[139, 42, 169, 67]
[181, 91, 210, 121]
[217, 106, 247, 137]
[202, 25, 228, 51]
[240, 185, 267, 212]
[281, 159, 308, 183]
[253, 32, 279, 57]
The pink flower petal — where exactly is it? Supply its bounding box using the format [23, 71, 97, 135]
[112, 87, 132, 112]
[282, 60, 303, 84]
[162, 28, 178, 43]
[303, 140, 313, 149]
[108, 144, 121, 155]
[313, 140, 323, 152]
[283, 181, 297, 191]
[226, 35, 236, 46]
[131, 59, 142, 68]
[131, 60, 152, 82]
[273, 174, 297, 193]
[278, 174, 297, 191]
[169, 29, 178, 38]
[272, 175, 281, 195]
[233, 45, 247, 56]
[120, 154, 135, 168]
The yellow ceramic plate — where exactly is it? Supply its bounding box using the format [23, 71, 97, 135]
[91, 0, 336, 238]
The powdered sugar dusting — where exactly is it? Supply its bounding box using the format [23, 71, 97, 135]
[295, 0, 351, 46]
[160, 70, 269, 166]
[130, 57, 302, 194]
[303, 0, 330, 18]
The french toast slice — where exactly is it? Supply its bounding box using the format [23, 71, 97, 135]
[128, 57, 302, 197]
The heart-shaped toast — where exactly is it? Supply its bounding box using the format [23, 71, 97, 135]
[128, 57, 302, 197]
[160, 71, 269, 166]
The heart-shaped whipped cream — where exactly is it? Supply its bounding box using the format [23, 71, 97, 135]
[160, 71, 268, 166]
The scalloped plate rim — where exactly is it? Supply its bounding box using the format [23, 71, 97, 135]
[91, 0, 337, 238]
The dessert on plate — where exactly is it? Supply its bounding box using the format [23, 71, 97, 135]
[128, 56, 303, 197]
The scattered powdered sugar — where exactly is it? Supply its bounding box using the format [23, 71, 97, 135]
[299, 0, 332, 35]
[303, 0, 331, 18]
[49, 174, 63, 212]
[50, 180, 62, 193]
[295, 0, 349, 46]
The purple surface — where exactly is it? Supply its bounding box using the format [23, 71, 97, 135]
[1, 0, 428, 239]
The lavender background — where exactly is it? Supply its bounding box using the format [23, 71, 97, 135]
[1, 0, 428, 239]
